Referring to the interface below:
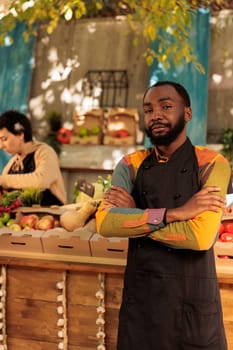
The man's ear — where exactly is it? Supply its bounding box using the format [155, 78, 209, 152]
[184, 107, 192, 122]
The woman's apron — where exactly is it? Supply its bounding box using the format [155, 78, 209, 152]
[8, 151, 62, 206]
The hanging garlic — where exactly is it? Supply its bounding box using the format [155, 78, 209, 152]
[58, 341, 64, 349]
[96, 330, 106, 339]
[0, 266, 7, 350]
[57, 318, 65, 327]
[96, 316, 105, 326]
[56, 272, 68, 350]
[57, 294, 63, 302]
[58, 329, 64, 338]
[57, 306, 64, 315]
[56, 281, 65, 290]
[95, 290, 104, 299]
[96, 273, 106, 350]
[96, 305, 105, 314]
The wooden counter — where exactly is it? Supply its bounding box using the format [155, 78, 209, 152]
[0, 252, 125, 350]
[0, 247, 232, 350]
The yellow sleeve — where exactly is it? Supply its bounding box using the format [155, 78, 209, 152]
[149, 155, 231, 250]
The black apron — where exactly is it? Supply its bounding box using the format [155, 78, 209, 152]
[117, 139, 227, 350]
[8, 152, 62, 206]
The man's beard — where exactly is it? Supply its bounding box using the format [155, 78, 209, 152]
[145, 114, 186, 146]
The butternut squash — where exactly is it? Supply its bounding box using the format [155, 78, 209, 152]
[60, 201, 97, 232]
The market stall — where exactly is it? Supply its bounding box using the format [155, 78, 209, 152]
[0, 235, 232, 350]
[0, 187, 231, 350]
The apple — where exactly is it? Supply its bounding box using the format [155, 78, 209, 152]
[20, 214, 39, 229]
[36, 215, 55, 230]
[0, 212, 10, 224]
[91, 125, 101, 135]
[78, 127, 89, 138]
[6, 218, 15, 227]
[8, 223, 21, 231]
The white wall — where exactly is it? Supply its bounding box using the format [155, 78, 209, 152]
[28, 12, 233, 143]
[207, 10, 233, 142]
[28, 17, 149, 138]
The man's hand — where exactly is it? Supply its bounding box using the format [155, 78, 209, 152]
[166, 186, 226, 223]
[103, 185, 136, 208]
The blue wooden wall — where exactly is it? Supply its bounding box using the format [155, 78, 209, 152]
[0, 23, 36, 173]
[0, 22, 36, 114]
[145, 9, 210, 147]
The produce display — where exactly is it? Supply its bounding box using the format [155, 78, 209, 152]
[218, 220, 233, 243]
[215, 204, 233, 262]
[60, 201, 97, 232]
[0, 176, 111, 233]
[111, 129, 130, 139]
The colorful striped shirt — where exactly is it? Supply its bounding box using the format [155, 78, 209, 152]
[96, 145, 231, 250]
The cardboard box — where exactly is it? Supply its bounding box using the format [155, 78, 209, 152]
[41, 227, 92, 256]
[89, 234, 128, 259]
[0, 228, 43, 253]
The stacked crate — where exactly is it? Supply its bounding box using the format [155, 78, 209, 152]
[103, 108, 139, 146]
[71, 108, 104, 145]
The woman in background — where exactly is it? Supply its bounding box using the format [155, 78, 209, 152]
[0, 110, 67, 206]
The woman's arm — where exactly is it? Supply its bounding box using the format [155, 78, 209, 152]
[0, 143, 61, 190]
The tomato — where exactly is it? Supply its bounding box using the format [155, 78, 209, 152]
[219, 223, 225, 235]
[223, 220, 233, 234]
[112, 129, 130, 138]
[219, 232, 233, 242]
[57, 128, 72, 144]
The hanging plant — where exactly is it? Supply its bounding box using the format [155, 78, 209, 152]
[42, 111, 63, 155]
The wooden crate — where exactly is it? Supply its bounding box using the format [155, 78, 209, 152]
[71, 108, 104, 144]
[103, 108, 139, 146]
[214, 241, 233, 268]
[215, 213, 233, 268]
